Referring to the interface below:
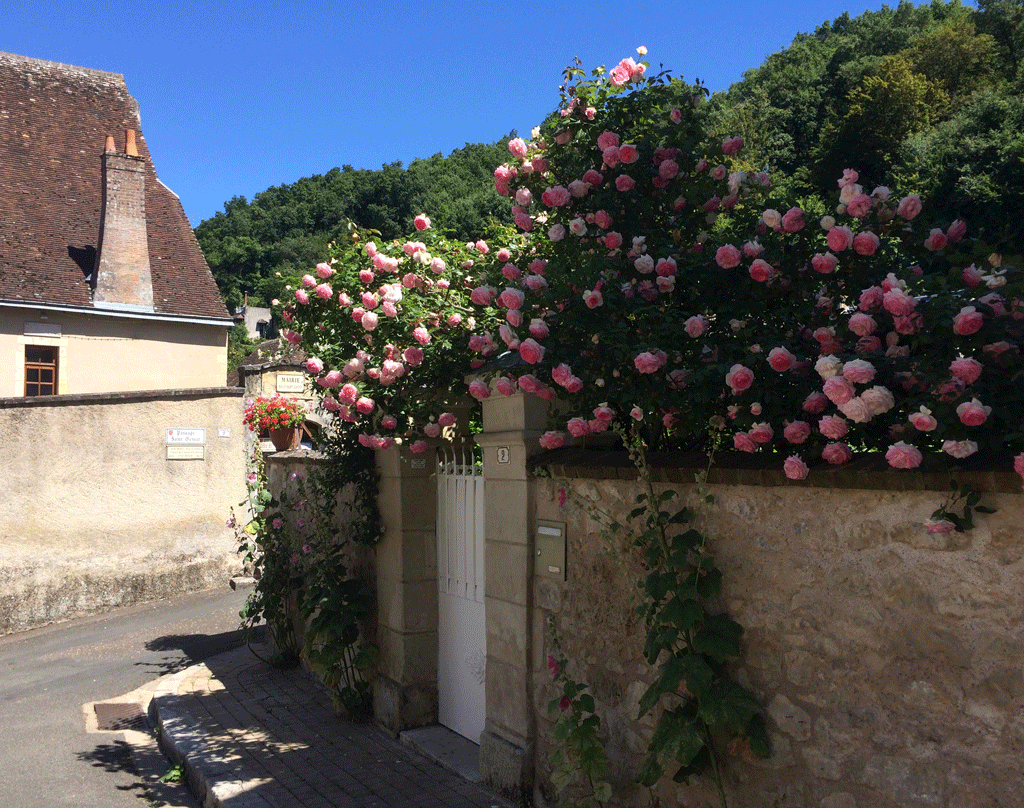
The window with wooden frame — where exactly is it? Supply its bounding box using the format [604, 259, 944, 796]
[25, 345, 58, 396]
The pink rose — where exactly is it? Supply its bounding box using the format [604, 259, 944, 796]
[897, 195, 922, 219]
[715, 244, 742, 269]
[822, 442, 853, 465]
[495, 377, 516, 397]
[733, 432, 757, 453]
[827, 225, 854, 252]
[811, 252, 839, 274]
[634, 351, 665, 374]
[842, 359, 876, 385]
[908, 407, 938, 431]
[886, 442, 923, 469]
[615, 175, 636, 192]
[845, 193, 872, 218]
[750, 422, 774, 443]
[942, 440, 978, 459]
[295, 289, 310, 305]
[722, 136, 744, 155]
[946, 219, 967, 243]
[539, 431, 566, 450]
[566, 417, 591, 437]
[618, 144, 639, 164]
[802, 391, 828, 414]
[355, 396, 375, 415]
[852, 231, 880, 256]
[548, 224, 566, 242]
[784, 455, 809, 480]
[403, 346, 424, 366]
[768, 347, 796, 372]
[956, 397, 991, 426]
[508, 138, 528, 159]
[781, 207, 805, 233]
[883, 288, 916, 317]
[497, 288, 525, 310]
[529, 319, 550, 339]
[848, 312, 877, 337]
[862, 385, 895, 415]
[823, 376, 855, 406]
[761, 209, 782, 229]
[925, 518, 956, 534]
[962, 265, 982, 286]
[952, 306, 984, 336]
[468, 380, 491, 400]
[583, 289, 603, 309]
[725, 364, 754, 394]
[519, 338, 546, 364]
[305, 356, 324, 375]
[784, 421, 811, 444]
[749, 259, 774, 283]
[839, 397, 872, 423]
[949, 358, 982, 384]
[413, 213, 431, 231]
[924, 228, 948, 252]
[819, 415, 849, 440]
[684, 315, 708, 338]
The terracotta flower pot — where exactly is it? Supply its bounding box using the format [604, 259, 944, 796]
[269, 426, 300, 452]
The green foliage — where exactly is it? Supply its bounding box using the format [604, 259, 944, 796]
[227, 322, 257, 374]
[195, 140, 512, 307]
[545, 619, 612, 808]
[928, 479, 998, 533]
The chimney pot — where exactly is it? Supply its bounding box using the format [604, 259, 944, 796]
[104, 135, 115, 153]
[125, 129, 138, 157]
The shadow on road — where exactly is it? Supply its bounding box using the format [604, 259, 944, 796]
[137, 624, 264, 676]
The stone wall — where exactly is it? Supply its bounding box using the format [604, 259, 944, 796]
[531, 450, 1023, 808]
[0, 387, 246, 633]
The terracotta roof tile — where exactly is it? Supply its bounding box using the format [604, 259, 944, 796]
[0, 52, 229, 320]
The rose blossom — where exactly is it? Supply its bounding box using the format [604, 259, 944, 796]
[749, 259, 774, 283]
[956, 398, 991, 426]
[819, 415, 849, 439]
[811, 252, 839, 274]
[305, 356, 324, 375]
[883, 288, 916, 317]
[583, 289, 603, 309]
[539, 431, 566, 450]
[842, 359, 876, 385]
[886, 442, 923, 469]
[853, 231, 881, 256]
[508, 138, 528, 159]
[822, 442, 853, 465]
[519, 338, 545, 364]
[468, 380, 491, 400]
[784, 455, 809, 480]
[839, 396, 872, 423]
[942, 440, 978, 459]
[848, 312, 877, 337]
[815, 355, 843, 380]
[725, 364, 754, 394]
[684, 315, 708, 338]
[761, 209, 782, 229]
[767, 347, 796, 372]
[897, 195, 922, 219]
[566, 417, 591, 437]
[781, 207, 805, 233]
[634, 351, 666, 374]
[827, 225, 854, 252]
[750, 422, 774, 443]
[949, 357, 983, 384]
[952, 306, 984, 336]
[923, 228, 948, 252]
[823, 376, 855, 405]
[862, 385, 895, 415]
[615, 175, 636, 192]
[908, 406, 938, 431]
[784, 421, 812, 444]
[733, 432, 757, 453]
[925, 518, 956, 534]
[802, 391, 828, 414]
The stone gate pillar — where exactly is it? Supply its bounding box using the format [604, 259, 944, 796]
[373, 443, 439, 734]
[475, 387, 548, 802]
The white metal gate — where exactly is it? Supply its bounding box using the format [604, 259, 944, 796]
[436, 445, 486, 743]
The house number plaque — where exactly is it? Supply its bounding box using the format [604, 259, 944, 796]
[496, 447, 510, 464]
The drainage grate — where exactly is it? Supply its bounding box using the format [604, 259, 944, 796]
[94, 701, 148, 732]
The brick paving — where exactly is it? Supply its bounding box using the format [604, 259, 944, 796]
[151, 644, 510, 808]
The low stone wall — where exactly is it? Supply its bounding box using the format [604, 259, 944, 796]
[0, 388, 247, 633]
[531, 450, 1024, 808]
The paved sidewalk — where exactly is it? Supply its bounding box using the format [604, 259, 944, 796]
[150, 643, 511, 808]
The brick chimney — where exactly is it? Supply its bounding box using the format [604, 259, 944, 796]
[93, 129, 154, 310]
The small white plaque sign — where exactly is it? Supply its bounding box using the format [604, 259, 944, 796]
[167, 445, 205, 460]
[496, 446, 511, 464]
[166, 428, 206, 444]
[276, 373, 305, 393]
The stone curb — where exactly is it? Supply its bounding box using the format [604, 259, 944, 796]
[150, 663, 281, 808]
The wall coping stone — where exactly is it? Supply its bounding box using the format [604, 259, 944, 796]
[534, 447, 1024, 493]
[0, 386, 243, 409]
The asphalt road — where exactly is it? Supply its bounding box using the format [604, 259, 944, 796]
[0, 585, 258, 807]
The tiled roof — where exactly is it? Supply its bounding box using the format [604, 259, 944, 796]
[0, 52, 229, 320]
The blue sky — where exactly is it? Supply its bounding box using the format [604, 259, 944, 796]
[6, 0, 925, 226]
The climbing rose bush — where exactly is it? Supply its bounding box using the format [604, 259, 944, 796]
[278, 221, 507, 450]
[465, 51, 1024, 482]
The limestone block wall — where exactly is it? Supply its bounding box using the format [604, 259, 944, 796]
[532, 452, 1023, 808]
[0, 387, 246, 633]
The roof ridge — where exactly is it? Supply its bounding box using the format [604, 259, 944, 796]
[0, 51, 124, 81]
